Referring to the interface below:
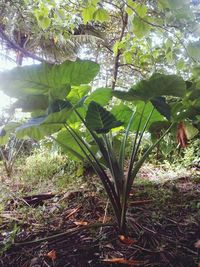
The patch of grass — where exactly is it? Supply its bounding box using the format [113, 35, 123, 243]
[15, 149, 86, 194]
[22, 150, 67, 181]
[0, 147, 89, 197]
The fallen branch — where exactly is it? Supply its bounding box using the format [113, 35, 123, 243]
[130, 200, 152, 205]
[10, 193, 56, 206]
[14, 223, 115, 246]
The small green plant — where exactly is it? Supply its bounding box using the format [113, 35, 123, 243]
[0, 134, 25, 177]
[0, 223, 20, 255]
[182, 138, 200, 167]
[0, 59, 197, 234]
[21, 148, 82, 190]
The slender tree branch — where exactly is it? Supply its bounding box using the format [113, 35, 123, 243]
[118, 63, 150, 77]
[111, 12, 128, 90]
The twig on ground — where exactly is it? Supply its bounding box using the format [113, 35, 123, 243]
[14, 223, 115, 246]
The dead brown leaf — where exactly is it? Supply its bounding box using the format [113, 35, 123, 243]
[102, 257, 145, 266]
[65, 207, 80, 219]
[74, 221, 88, 226]
[194, 240, 200, 249]
[46, 250, 56, 261]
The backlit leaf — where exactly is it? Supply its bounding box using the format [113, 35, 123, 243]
[113, 73, 186, 102]
[56, 129, 85, 160]
[94, 8, 109, 22]
[0, 60, 99, 99]
[85, 88, 112, 106]
[82, 6, 96, 24]
[102, 258, 145, 265]
[131, 16, 151, 38]
[14, 95, 49, 112]
[16, 101, 73, 140]
[123, 51, 132, 64]
[136, 4, 147, 18]
[111, 102, 164, 131]
[68, 85, 91, 105]
[187, 41, 200, 61]
[184, 122, 199, 139]
[158, 0, 190, 10]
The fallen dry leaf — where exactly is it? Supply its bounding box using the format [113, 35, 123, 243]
[194, 240, 200, 249]
[102, 258, 145, 266]
[46, 250, 56, 261]
[74, 221, 88, 226]
[177, 122, 188, 148]
[65, 207, 80, 219]
[119, 235, 136, 245]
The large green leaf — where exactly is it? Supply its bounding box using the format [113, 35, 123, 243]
[0, 122, 21, 145]
[85, 88, 112, 106]
[133, 102, 166, 131]
[184, 122, 199, 140]
[158, 0, 190, 9]
[85, 101, 123, 133]
[47, 99, 72, 113]
[173, 7, 194, 22]
[187, 42, 200, 61]
[131, 16, 151, 38]
[171, 102, 200, 121]
[0, 60, 100, 99]
[0, 129, 9, 145]
[188, 89, 200, 101]
[111, 103, 133, 128]
[67, 85, 91, 105]
[151, 97, 171, 120]
[55, 60, 99, 85]
[56, 129, 85, 160]
[14, 95, 49, 112]
[16, 101, 74, 139]
[16, 117, 55, 140]
[112, 102, 164, 131]
[113, 73, 186, 102]
[94, 8, 109, 22]
[149, 121, 171, 136]
[82, 6, 96, 24]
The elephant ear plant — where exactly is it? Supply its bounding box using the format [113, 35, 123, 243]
[0, 60, 186, 234]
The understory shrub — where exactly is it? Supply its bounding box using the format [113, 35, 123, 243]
[182, 138, 200, 167]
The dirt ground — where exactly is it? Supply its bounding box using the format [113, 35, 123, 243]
[0, 169, 200, 267]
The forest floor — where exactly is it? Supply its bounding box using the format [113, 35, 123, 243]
[0, 164, 200, 267]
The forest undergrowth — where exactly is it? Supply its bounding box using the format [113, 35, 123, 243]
[0, 152, 199, 267]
